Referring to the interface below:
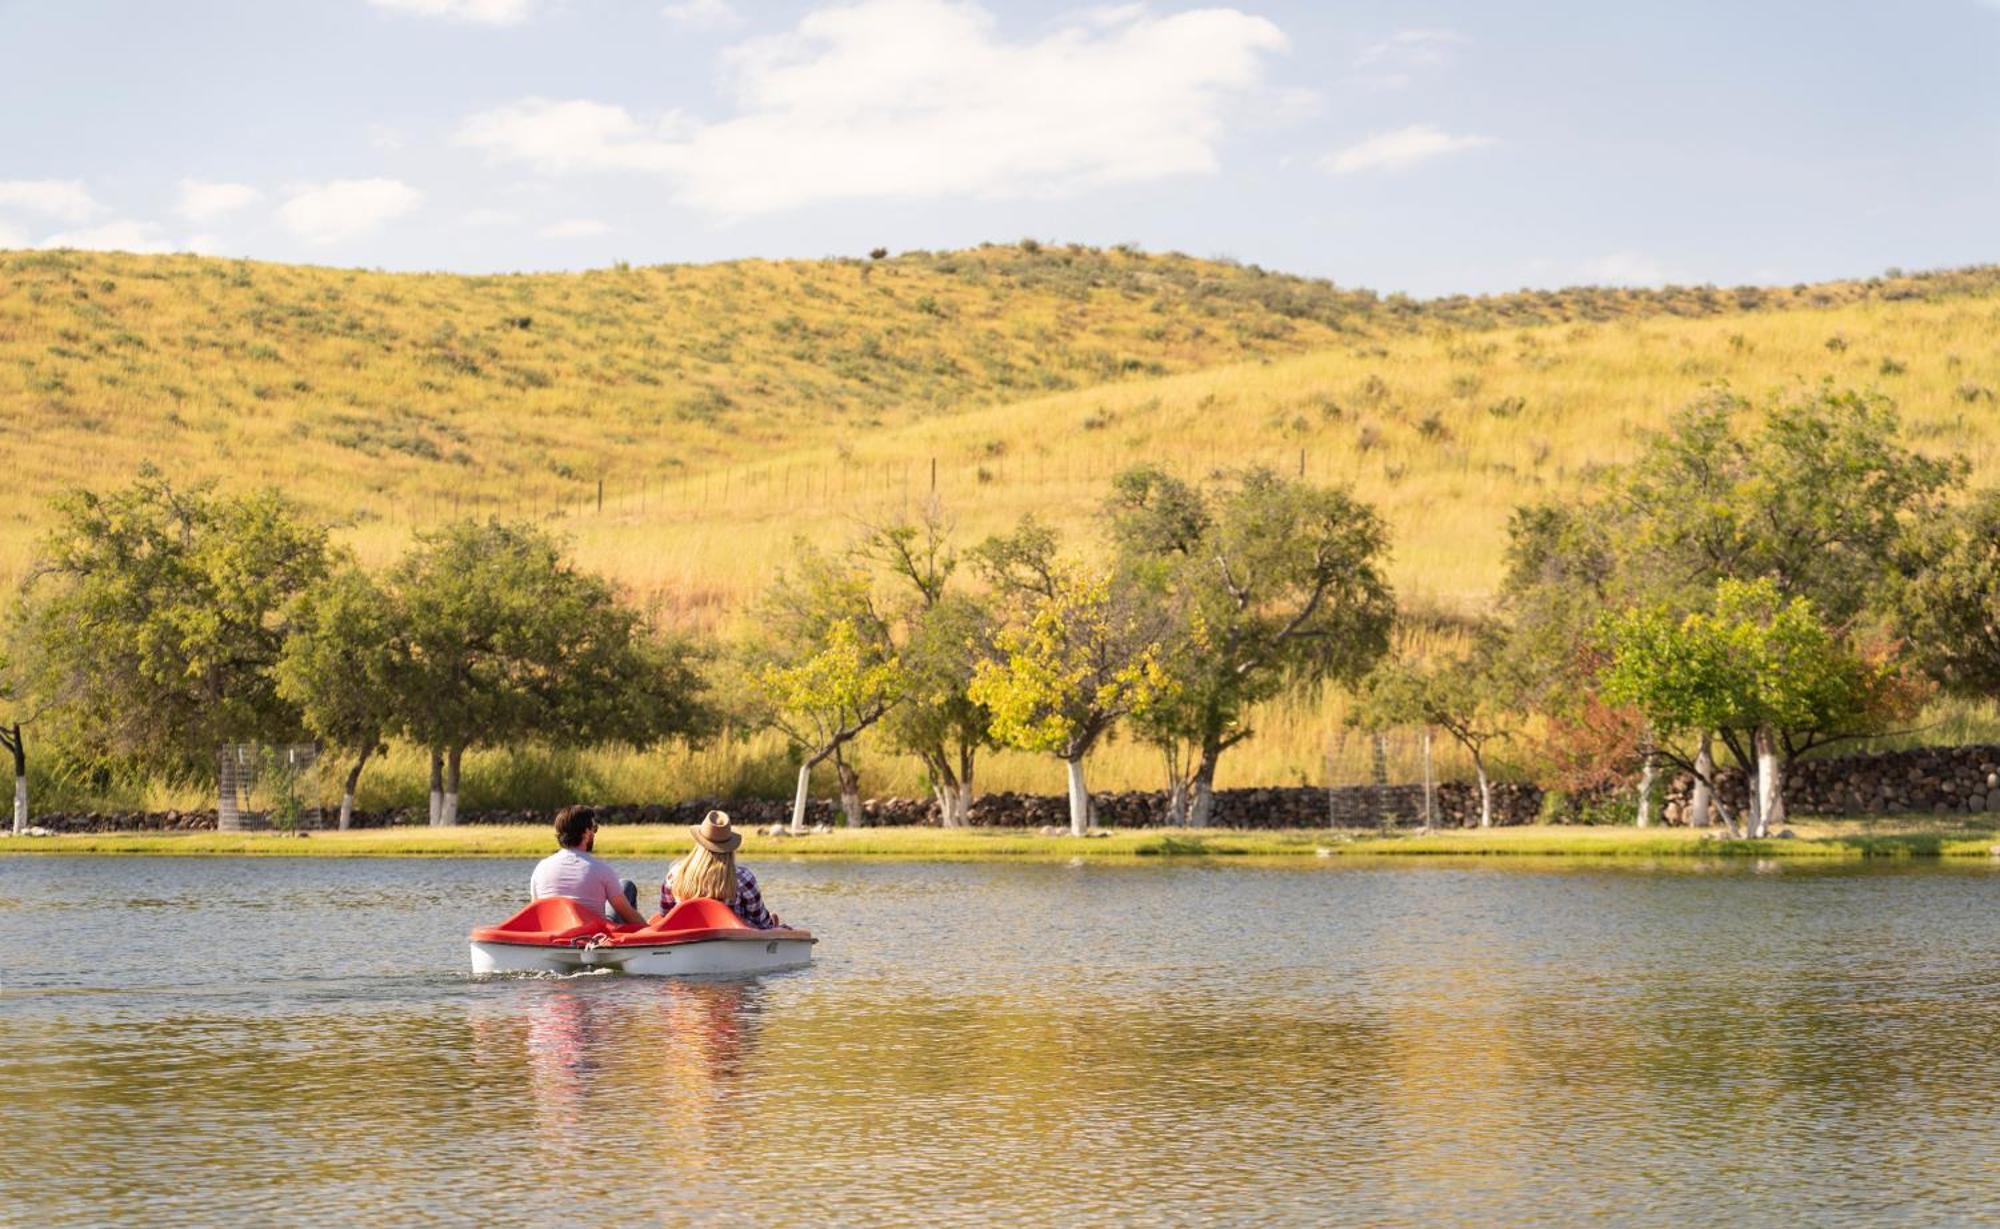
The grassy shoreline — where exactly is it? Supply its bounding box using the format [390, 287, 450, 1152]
[4, 821, 1997, 863]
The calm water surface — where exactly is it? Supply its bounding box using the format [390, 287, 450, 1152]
[4, 855, 2000, 1226]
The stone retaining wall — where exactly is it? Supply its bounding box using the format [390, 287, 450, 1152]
[21, 781, 1548, 833]
[1664, 743, 2000, 822]
[26, 745, 1996, 833]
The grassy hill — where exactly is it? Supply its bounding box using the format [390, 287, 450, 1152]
[3, 244, 1998, 809]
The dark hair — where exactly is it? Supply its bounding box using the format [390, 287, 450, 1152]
[554, 805, 598, 848]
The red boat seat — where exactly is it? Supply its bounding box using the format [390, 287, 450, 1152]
[469, 896, 615, 945]
[659, 898, 752, 931]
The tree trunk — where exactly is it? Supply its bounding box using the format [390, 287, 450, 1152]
[218, 748, 243, 832]
[835, 754, 864, 828]
[1188, 747, 1220, 829]
[926, 750, 963, 828]
[956, 743, 976, 828]
[1473, 749, 1493, 829]
[7, 724, 25, 835]
[1754, 729, 1781, 837]
[428, 747, 444, 827]
[339, 747, 370, 832]
[789, 762, 812, 835]
[1689, 734, 1714, 828]
[1635, 744, 1656, 828]
[440, 743, 463, 827]
[1065, 756, 1090, 837]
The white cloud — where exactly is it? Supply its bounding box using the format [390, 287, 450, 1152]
[39, 220, 179, 254]
[458, 99, 691, 173]
[663, 0, 741, 30]
[0, 179, 102, 223]
[1355, 28, 1463, 68]
[459, 0, 1288, 216]
[1580, 251, 1681, 287]
[462, 207, 524, 226]
[176, 179, 262, 223]
[1323, 124, 1491, 174]
[542, 217, 612, 238]
[277, 178, 423, 244]
[366, 0, 537, 24]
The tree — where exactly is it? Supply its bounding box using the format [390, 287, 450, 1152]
[969, 550, 1170, 836]
[1108, 466, 1394, 825]
[386, 519, 691, 826]
[1896, 489, 2000, 706]
[749, 542, 899, 831]
[0, 644, 39, 834]
[1505, 388, 1956, 826]
[858, 509, 994, 827]
[274, 562, 397, 830]
[1349, 634, 1518, 828]
[1618, 387, 1960, 623]
[1602, 578, 1927, 837]
[13, 472, 329, 828]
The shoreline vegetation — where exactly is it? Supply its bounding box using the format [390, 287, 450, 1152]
[3, 250, 1999, 821]
[6, 819, 1997, 862]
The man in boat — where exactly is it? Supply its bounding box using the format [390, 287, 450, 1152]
[530, 805, 650, 927]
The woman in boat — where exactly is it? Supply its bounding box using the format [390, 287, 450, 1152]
[660, 810, 785, 929]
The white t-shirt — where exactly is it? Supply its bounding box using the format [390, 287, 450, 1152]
[529, 847, 625, 917]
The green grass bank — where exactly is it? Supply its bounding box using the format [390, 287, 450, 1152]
[6, 821, 1999, 862]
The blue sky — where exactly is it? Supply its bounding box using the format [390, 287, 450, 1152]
[0, 0, 1993, 295]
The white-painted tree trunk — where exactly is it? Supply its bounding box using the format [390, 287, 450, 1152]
[428, 748, 443, 827]
[439, 744, 462, 827]
[1189, 750, 1219, 828]
[13, 774, 25, 836]
[1065, 757, 1090, 837]
[1689, 735, 1714, 828]
[1635, 747, 1656, 828]
[1473, 751, 1494, 829]
[789, 763, 813, 834]
[1754, 730, 1780, 839]
[956, 780, 974, 828]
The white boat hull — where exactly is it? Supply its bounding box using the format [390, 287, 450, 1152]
[470, 935, 815, 977]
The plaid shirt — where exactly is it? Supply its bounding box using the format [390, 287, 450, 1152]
[660, 861, 782, 930]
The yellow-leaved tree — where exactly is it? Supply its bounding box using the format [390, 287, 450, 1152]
[969, 534, 1173, 835]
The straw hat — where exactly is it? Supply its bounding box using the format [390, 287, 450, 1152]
[689, 809, 742, 855]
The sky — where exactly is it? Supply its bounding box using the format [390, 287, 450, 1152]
[0, 0, 1994, 295]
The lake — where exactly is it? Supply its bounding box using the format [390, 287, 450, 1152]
[3, 855, 1999, 1226]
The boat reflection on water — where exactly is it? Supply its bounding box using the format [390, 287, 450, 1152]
[468, 975, 768, 1161]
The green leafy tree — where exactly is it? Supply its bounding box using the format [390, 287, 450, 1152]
[969, 550, 1170, 836]
[1618, 386, 1960, 622]
[13, 472, 329, 827]
[1349, 632, 1518, 828]
[857, 509, 994, 828]
[274, 561, 398, 830]
[1602, 578, 1926, 836]
[1109, 466, 1394, 825]
[1896, 489, 2000, 705]
[1504, 388, 1955, 826]
[387, 519, 693, 825]
[748, 542, 900, 831]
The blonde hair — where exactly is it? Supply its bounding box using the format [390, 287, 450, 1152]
[670, 844, 737, 905]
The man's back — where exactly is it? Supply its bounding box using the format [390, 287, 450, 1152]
[530, 846, 622, 915]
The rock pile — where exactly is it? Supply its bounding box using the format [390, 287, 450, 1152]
[1664, 744, 2000, 821]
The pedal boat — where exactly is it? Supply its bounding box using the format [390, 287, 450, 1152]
[469, 896, 816, 976]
